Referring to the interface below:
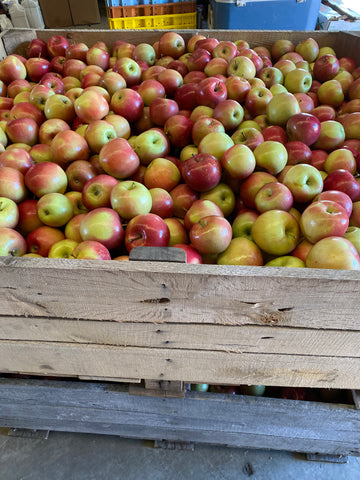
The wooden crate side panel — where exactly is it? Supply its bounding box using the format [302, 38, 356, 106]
[0, 379, 359, 455]
[1, 317, 360, 358]
[1, 258, 360, 330]
[2, 30, 360, 62]
[0, 340, 359, 388]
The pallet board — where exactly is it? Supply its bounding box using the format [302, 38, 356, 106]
[0, 378, 359, 456]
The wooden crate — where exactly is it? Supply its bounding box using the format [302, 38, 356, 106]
[1, 29, 360, 393]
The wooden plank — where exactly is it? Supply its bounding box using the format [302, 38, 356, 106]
[0, 340, 359, 388]
[1, 317, 360, 358]
[0, 36, 7, 60]
[77, 376, 141, 383]
[0, 378, 359, 456]
[1, 257, 360, 331]
[130, 380, 185, 398]
[0, 29, 37, 56]
[1, 29, 359, 63]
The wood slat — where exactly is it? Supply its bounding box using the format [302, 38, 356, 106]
[1, 317, 360, 358]
[0, 378, 359, 456]
[1, 257, 360, 330]
[0, 340, 359, 388]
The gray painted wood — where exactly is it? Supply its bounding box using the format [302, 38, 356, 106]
[130, 247, 186, 263]
[0, 378, 359, 456]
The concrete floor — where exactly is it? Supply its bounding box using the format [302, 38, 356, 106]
[1, 429, 360, 479]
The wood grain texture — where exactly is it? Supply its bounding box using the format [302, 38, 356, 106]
[1, 257, 360, 387]
[0, 378, 359, 456]
[1, 257, 360, 330]
[1, 317, 359, 358]
[0, 340, 359, 388]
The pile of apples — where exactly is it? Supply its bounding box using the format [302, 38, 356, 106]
[1, 32, 360, 269]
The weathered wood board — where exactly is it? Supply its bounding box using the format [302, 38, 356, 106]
[1, 256, 360, 388]
[0, 378, 359, 456]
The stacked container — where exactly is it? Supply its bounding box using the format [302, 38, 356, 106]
[106, 0, 197, 29]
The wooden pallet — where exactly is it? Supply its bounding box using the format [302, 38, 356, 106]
[0, 377, 359, 457]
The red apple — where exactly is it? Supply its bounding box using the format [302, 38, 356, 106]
[50, 130, 89, 168]
[124, 213, 170, 252]
[217, 237, 263, 266]
[80, 174, 117, 211]
[190, 215, 232, 255]
[286, 112, 321, 146]
[173, 244, 202, 264]
[0, 228, 26, 256]
[159, 32, 185, 59]
[25, 161, 67, 197]
[240, 171, 277, 209]
[313, 55, 340, 82]
[27, 225, 64, 256]
[323, 169, 360, 201]
[71, 240, 111, 260]
[224, 77, 250, 105]
[98, 138, 139, 179]
[110, 88, 144, 123]
[133, 128, 170, 166]
[181, 153, 222, 192]
[313, 190, 353, 217]
[196, 77, 227, 109]
[231, 127, 264, 151]
[0, 55, 27, 84]
[306, 236, 360, 270]
[44, 94, 75, 123]
[245, 86, 273, 117]
[47, 35, 69, 57]
[252, 209, 300, 256]
[79, 207, 123, 250]
[74, 90, 109, 124]
[282, 164, 323, 203]
[184, 199, 223, 231]
[164, 114, 193, 149]
[17, 199, 43, 236]
[170, 184, 198, 218]
[0, 148, 32, 175]
[149, 97, 179, 126]
[285, 141, 312, 165]
[26, 38, 48, 59]
[255, 181, 293, 212]
[221, 144, 256, 179]
[300, 200, 349, 244]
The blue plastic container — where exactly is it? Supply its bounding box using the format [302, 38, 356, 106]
[208, 0, 321, 30]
